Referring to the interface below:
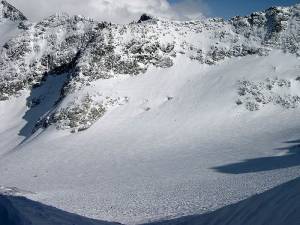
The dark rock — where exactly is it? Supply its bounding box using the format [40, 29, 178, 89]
[138, 14, 153, 23]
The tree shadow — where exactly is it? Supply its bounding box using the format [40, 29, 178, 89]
[18, 73, 68, 142]
[143, 176, 300, 225]
[0, 194, 122, 225]
[212, 139, 300, 174]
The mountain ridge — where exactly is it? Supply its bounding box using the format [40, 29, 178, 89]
[0, 0, 27, 21]
[0, 2, 300, 224]
[0, 2, 299, 133]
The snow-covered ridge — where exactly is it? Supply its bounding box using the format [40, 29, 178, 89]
[0, 3, 300, 224]
[0, 2, 299, 132]
[0, 0, 26, 22]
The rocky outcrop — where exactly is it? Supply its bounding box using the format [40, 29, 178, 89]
[138, 14, 154, 23]
[236, 78, 300, 111]
[1, 5, 299, 100]
[0, 0, 27, 21]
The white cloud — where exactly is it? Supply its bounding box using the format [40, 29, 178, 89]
[171, 0, 208, 20]
[9, 0, 206, 23]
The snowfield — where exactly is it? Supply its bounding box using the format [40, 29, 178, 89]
[1, 52, 300, 224]
[0, 1, 300, 225]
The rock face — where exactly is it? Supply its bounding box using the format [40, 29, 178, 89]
[236, 78, 300, 111]
[0, 0, 27, 21]
[138, 14, 154, 23]
[0, 2, 299, 133]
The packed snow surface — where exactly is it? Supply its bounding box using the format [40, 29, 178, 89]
[1, 176, 299, 225]
[1, 52, 300, 224]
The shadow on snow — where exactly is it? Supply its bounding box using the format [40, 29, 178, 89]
[0, 194, 121, 225]
[212, 139, 300, 174]
[1, 176, 300, 225]
[143, 176, 300, 225]
[18, 51, 80, 143]
[18, 74, 67, 142]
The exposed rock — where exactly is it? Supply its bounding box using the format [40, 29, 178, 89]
[34, 94, 128, 133]
[138, 14, 153, 23]
[0, 0, 27, 21]
[237, 77, 300, 110]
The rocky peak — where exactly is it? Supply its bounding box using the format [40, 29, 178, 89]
[137, 14, 154, 23]
[0, 0, 27, 21]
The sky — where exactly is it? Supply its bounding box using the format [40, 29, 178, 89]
[9, 0, 300, 23]
[169, 0, 300, 19]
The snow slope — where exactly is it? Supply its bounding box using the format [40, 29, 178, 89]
[145, 176, 300, 225]
[1, 175, 299, 225]
[0, 20, 21, 46]
[0, 194, 121, 225]
[1, 52, 300, 224]
[0, 2, 300, 225]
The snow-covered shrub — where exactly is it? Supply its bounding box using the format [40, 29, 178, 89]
[237, 77, 300, 110]
[54, 95, 106, 132]
[34, 94, 128, 133]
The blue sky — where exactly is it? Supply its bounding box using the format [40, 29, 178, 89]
[169, 0, 300, 18]
[10, 0, 300, 23]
